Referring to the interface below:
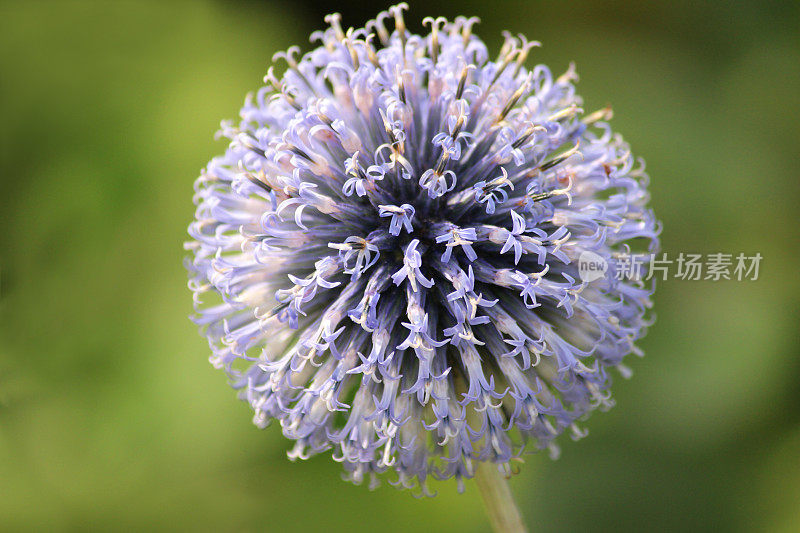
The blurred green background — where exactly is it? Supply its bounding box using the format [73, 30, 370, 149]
[1, 0, 798, 531]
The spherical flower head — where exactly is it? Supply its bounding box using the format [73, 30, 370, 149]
[186, 4, 659, 494]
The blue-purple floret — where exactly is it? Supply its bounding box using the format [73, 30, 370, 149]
[186, 3, 659, 494]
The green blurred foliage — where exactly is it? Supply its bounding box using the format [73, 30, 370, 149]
[0, 0, 798, 531]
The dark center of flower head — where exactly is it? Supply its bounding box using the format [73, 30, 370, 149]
[187, 3, 659, 494]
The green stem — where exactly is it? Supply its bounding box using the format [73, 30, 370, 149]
[474, 461, 528, 533]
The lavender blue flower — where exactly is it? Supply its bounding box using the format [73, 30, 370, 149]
[186, 4, 659, 494]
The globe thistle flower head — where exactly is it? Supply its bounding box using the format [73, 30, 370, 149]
[187, 4, 659, 495]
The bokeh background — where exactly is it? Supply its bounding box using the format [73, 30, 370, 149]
[1, 0, 798, 531]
